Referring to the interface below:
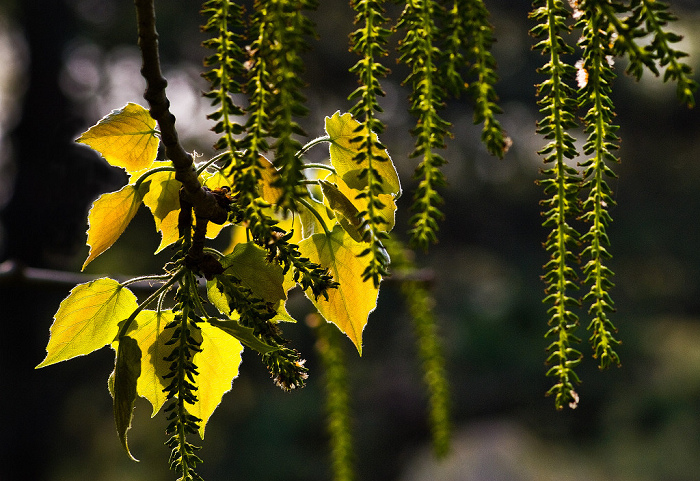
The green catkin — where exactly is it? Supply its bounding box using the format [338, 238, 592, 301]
[315, 317, 355, 481]
[348, 0, 392, 287]
[531, 0, 583, 410]
[386, 237, 451, 456]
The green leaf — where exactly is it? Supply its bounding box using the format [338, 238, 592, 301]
[216, 242, 286, 304]
[207, 242, 296, 323]
[319, 179, 364, 242]
[110, 335, 141, 461]
[298, 225, 380, 354]
[208, 318, 279, 354]
[325, 111, 401, 197]
[116, 309, 174, 417]
[320, 174, 397, 236]
[208, 274, 297, 326]
[37, 278, 138, 368]
[77, 103, 159, 173]
[83, 183, 146, 270]
[189, 321, 243, 438]
[299, 195, 336, 239]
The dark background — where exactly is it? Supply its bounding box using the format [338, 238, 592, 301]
[2, 1, 700, 480]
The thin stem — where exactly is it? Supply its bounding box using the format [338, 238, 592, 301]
[120, 272, 175, 287]
[133, 165, 177, 190]
[117, 267, 186, 339]
[195, 151, 230, 175]
[301, 163, 336, 173]
[298, 197, 332, 236]
[297, 135, 331, 158]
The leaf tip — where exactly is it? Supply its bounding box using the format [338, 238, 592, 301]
[35, 357, 50, 369]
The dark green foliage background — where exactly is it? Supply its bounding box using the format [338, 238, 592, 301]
[2, 0, 700, 480]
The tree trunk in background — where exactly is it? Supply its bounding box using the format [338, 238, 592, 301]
[1, 3, 112, 480]
[2, 0, 116, 268]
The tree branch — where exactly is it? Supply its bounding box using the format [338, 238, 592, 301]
[133, 0, 227, 225]
[0, 259, 166, 292]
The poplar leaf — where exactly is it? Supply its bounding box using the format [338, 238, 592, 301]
[324, 173, 397, 233]
[217, 242, 286, 304]
[207, 242, 294, 322]
[299, 196, 335, 239]
[141, 169, 180, 253]
[37, 278, 138, 368]
[298, 225, 379, 354]
[325, 111, 401, 197]
[115, 309, 175, 417]
[110, 335, 141, 461]
[140, 167, 233, 254]
[189, 322, 243, 438]
[202, 170, 234, 239]
[319, 179, 364, 242]
[77, 103, 159, 173]
[258, 154, 284, 204]
[83, 184, 145, 270]
[207, 276, 295, 324]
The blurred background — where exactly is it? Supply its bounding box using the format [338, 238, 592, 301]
[2, 0, 700, 480]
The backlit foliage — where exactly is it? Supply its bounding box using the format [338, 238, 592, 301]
[35, 0, 696, 479]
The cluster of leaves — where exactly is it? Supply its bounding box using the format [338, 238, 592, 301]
[36, 0, 698, 478]
[37, 103, 401, 479]
[531, 0, 696, 409]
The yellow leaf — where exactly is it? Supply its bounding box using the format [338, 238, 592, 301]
[324, 173, 397, 233]
[189, 322, 243, 438]
[325, 111, 401, 197]
[257, 154, 284, 204]
[139, 166, 233, 253]
[116, 309, 175, 417]
[299, 195, 335, 239]
[299, 225, 379, 354]
[202, 170, 234, 240]
[83, 184, 145, 270]
[37, 278, 138, 368]
[141, 169, 180, 253]
[77, 103, 159, 173]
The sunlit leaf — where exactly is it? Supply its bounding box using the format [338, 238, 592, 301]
[207, 275, 296, 325]
[207, 242, 295, 323]
[83, 183, 146, 270]
[218, 242, 286, 304]
[325, 111, 401, 197]
[298, 225, 379, 354]
[257, 154, 284, 204]
[299, 195, 336, 239]
[110, 335, 141, 461]
[320, 179, 365, 242]
[202, 170, 234, 240]
[189, 321, 243, 438]
[139, 166, 233, 253]
[37, 278, 138, 368]
[141, 168, 180, 253]
[324, 173, 397, 233]
[116, 309, 175, 417]
[77, 103, 159, 173]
